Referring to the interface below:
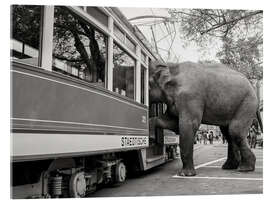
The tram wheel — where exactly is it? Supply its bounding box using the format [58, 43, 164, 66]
[115, 162, 126, 183]
[69, 171, 87, 198]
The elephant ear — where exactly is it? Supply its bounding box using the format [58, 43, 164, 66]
[153, 64, 171, 89]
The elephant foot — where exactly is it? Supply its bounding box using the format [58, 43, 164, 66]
[238, 163, 255, 172]
[238, 150, 256, 172]
[238, 158, 256, 172]
[222, 159, 239, 170]
[178, 168, 196, 176]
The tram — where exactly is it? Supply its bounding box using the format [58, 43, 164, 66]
[11, 5, 179, 198]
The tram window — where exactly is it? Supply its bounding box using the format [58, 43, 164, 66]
[52, 6, 107, 87]
[141, 65, 146, 104]
[86, 7, 108, 27]
[114, 24, 136, 53]
[113, 43, 135, 100]
[11, 5, 42, 66]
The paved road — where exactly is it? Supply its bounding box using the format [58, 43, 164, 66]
[90, 142, 263, 197]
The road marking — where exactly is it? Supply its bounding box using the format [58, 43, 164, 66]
[200, 165, 263, 169]
[172, 176, 263, 181]
[195, 157, 226, 169]
[173, 149, 262, 180]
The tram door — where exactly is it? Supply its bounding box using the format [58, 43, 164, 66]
[148, 103, 164, 156]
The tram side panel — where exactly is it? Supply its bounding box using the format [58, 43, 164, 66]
[11, 63, 149, 198]
[11, 63, 148, 161]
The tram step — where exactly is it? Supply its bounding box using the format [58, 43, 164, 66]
[146, 155, 165, 163]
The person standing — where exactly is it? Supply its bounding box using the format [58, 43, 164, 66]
[198, 131, 202, 144]
[249, 124, 258, 148]
[209, 131, 214, 144]
[203, 131, 208, 145]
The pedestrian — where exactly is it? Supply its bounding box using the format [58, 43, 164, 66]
[198, 131, 202, 144]
[249, 125, 258, 148]
[216, 134, 219, 142]
[247, 133, 251, 147]
[203, 131, 208, 145]
[209, 131, 214, 144]
[195, 132, 199, 144]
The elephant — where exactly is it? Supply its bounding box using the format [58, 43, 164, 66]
[149, 61, 263, 176]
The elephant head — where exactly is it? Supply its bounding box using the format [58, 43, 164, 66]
[149, 61, 171, 104]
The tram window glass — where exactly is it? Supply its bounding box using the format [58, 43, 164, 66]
[86, 7, 108, 27]
[11, 5, 42, 66]
[52, 6, 107, 87]
[141, 66, 146, 104]
[113, 43, 135, 100]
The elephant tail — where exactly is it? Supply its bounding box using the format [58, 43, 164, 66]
[256, 110, 263, 133]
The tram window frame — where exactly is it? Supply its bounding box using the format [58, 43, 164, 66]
[113, 23, 137, 54]
[112, 42, 136, 100]
[52, 6, 108, 88]
[11, 5, 43, 67]
[86, 7, 108, 28]
[141, 65, 147, 105]
[126, 36, 136, 53]
[141, 51, 146, 64]
[114, 24, 125, 43]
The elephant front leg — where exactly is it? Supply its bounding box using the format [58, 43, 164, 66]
[149, 115, 178, 137]
[177, 100, 202, 176]
[178, 115, 202, 176]
[178, 123, 197, 176]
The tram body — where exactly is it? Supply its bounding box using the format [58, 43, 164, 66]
[11, 5, 179, 198]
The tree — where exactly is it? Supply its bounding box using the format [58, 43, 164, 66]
[53, 6, 106, 82]
[53, 7, 130, 82]
[217, 36, 263, 80]
[12, 5, 107, 82]
[12, 5, 41, 49]
[168, 8, 263, 80]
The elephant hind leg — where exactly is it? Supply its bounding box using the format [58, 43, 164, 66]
[228, 98, 256, 172]
[220, 126, 240, 170]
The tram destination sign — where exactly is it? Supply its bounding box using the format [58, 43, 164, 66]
[164, 135, 179, 145]
[121, 136, 148, 148]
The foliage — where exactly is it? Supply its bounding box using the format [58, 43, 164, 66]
[12, 5, 41, 49]
[217, 36, 263, 80]
[53, 6, 107, 82]
[168, 8, 263, 80]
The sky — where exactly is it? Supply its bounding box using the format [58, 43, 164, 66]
[119, 7, 222, 63]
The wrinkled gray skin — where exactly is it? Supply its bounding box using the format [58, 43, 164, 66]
[149, 61, 259, 176]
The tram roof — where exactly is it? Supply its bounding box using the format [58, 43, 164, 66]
[109, 7, 164, 62]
